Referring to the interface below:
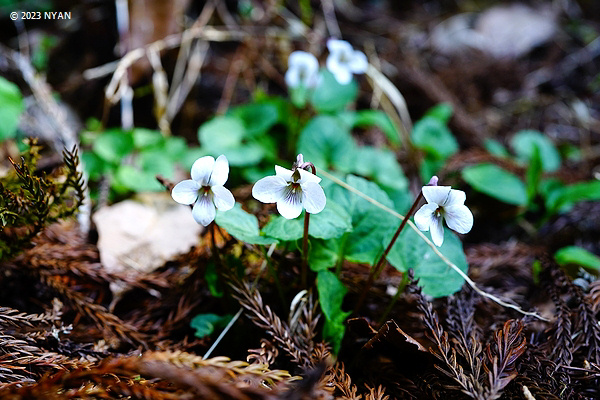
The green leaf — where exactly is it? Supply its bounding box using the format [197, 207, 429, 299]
[462, 163, 527, 205]
[525, 145, 542, 203]
[218, 143, 265, 167]
[308, 239, 339, 272]
[425, 103, 453, 122]
[323, 312, 348, 355]
[93, 129, 134, 164]
[326, 175, 397, 264]
[229, 103, 279, 137]
[133, 128, 164, 149]
[547, 180, 600, 212]
[262, 215, 304, 241]
[385, 228, 468, 297]
[182, 147, 210, 170]
[484, 138, 510, 158]
[262, 202, 352, 241]
[205, 262, 223, 297]
[510, 130, 561, 172]
[164, 136, 188, 159]
[81, 151, 108, 180]
[198, 116, 245, 150]
[317, 270, 349, 322]
[114, 164, 163, 192]
[297, 115, 356, 171]
[139, 150, 175, 179]
[555, 246, 600, 272]
[419, 156, 445, 183]
[412, 105, 458, 159]
[215, 203, 277, 245]
[0, 77, 24, 140]
[309, 201, 352, 239]
[190, 313, 232, 338]
[310, 69, 358, 113]
[317, 270, 350, 354]
[344, 210, 394, 264]
[354, 146, 408, 191]
[289, 85, 309, 108]
[339, 110, 399, 144]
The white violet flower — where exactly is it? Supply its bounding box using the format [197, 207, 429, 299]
[285, 51, 319, 89]
[171, 155, 235, 226]
[326, 38, 368, 85]
[414, 186, 473, 247]
[252, 158, 326, 220]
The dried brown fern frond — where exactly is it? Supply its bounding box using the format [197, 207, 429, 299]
[1, 351, 297, 399]
[589, 279, 600, 313]
[483, 319, 526, 399]
[0, 334, 88, 385]
[364, 384, 389, 400]
[330, 362, 361, 400]
[230, 278, 314, 367]
[409, 277, 486, 399]
[546, 274, 574, 368]
[248, 339, 279, 366]
[289, 290, 321, 360]
[40, 274, 147, 348]
[0, 306, 56, 330]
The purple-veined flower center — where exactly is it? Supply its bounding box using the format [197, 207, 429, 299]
[435, 206, 443, 218]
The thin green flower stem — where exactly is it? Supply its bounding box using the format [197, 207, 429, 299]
[204, 242, 277, 359]
[353, 191, 424, 314]
[377, 271, 410, 326]
[299, 162, 318, 289]
[319, 169, 548, 321]
[301, 211, 310, 288]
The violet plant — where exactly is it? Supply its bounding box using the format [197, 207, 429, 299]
[174, 39, 481, 352]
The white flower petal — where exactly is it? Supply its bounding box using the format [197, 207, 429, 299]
[287, 52, 319, 88]
[444, 204, 474, 234]
[171, 180, 200, 205]
[326, 58, 353, 85]
[212, 185, 235, 211]
[297, 168, 321, 184]
[252, 176, 288, 203]
[276, 186, 303, 219]
[444, 188, 466, 207]
[349, 50, 368, 74]
[275, 165, 294, 181]
[422, 186, 452, 206]
[327, 38, 353, 54]
[285, 68, 300, 88]
[414, 203, 438, 231]
[209, 155, 229, 186]
[302, 181, 326, 214]
[192, 194, 216, 226]
[430, 214, 445, 247]
[289, 51, 318, 71]
[191, 156, 215, 185]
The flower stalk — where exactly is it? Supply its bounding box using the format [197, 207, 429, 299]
[301, 211, 310, 288]
[353, 186, 426, 314]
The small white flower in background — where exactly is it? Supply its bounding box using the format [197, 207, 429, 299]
[326, 38, 368, 85]
[285, 51, 319, 89]
[414, 185, 473, 247]
[171, 155, 235, 226]
[252, 155, 326, 220]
